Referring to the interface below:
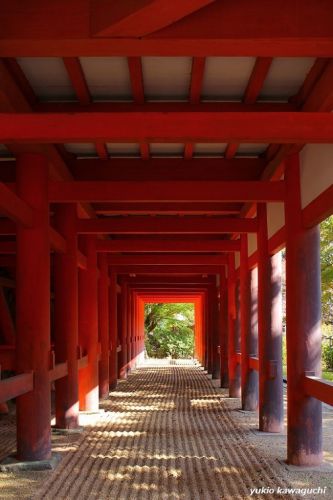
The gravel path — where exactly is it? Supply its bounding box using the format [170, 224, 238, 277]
[0, 360, 332, 499]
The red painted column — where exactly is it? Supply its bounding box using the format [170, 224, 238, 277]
[247, 267, 259, 410]
[205, 290, 211, 371]
[257, 204, 283, 432]
[78, 236, 99, 411]
[119, 282, 128, 379]
[109, 271, 118, 390]
[240, 235, 252, 409]
[219, 269, 229, 388]
[228, 254, 240, 397]
[98, 254, 110, 399]
[211, 284, 220, 379]
[127, 286, 132, 371]
[285, 154, 322, 466]
[54, 204, 79, 429]
[16, 153, 51, 461]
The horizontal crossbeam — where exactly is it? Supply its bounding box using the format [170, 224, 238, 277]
[77, 217, 258, 235]
[0, 182, 34, 227]
[107, 255, 228, 266]
[96, 239, 241, 253]
[49, 181, 284, 203]
[113, 265, 222, 274]
[1, 112, 333, 143]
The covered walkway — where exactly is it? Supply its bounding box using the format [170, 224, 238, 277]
[1, 361, 333, 499]
[0, 1, 333, 496]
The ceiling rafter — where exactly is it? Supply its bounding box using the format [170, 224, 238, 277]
[128, 56, 150, 160]
[63, 56, 109, 161]
[90, 0, 216, 38]
[225, 57, 272, 159]
[185, 56, 206, 160]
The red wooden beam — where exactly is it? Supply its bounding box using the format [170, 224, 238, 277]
[128, 57, 145, 104]
[63, 57, 91, 105]
[0, 182, 34, 227]
[49, 361, 68, 383]
[292, 58, 329, 108]
[185, 56, 205, 159]
[244, 57, 273, 104]
[128, 57, 150, 160]
[114, 265, 221, 274]
[50, 227, 67, 254]
[2, 58, 37, 107]
[91, 0, 215, 37]
[225, 57, 272, 159]
[302, 185, 333, 228]
[69, 157, 265, 181]
[1, 0, 333, 57]
[95, 142, 109, 160]
[78, 354, 88, 370]
[35, 102, 296, 113]
[304, 375, 333, 406]
[77, 216, 258, 235]
[303, 60, 333, 112]
[63, 57, 110, 161]
[2, 111, 333, 144]
[0, 372, 33, 404]
[107, 255, 228, 266]
[49, 180, 285, 203]
[124, 276, 215, 284]
[94, 202, 242, 216]
[0, 59, 93, 220]
[97, 239, 241, 253]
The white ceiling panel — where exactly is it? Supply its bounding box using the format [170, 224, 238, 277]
[194, 143, 227, 156]
[17, 57, 75, 101]
[202, 57, 256, 100]
[64, 143, 97, 157]
[237, 143, 268, 156]
[80, 57, 132, 101]
[259, 57, 315, 100]
[150, 143, 184, 157]
[106, 143, 140, 157]
[142, 57, 192, 100]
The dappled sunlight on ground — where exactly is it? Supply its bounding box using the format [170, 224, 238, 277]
[0, 360, 333, 499]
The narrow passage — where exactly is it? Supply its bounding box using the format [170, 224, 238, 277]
[32, 361, 293, 500]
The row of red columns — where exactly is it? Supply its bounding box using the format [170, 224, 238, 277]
[12, 152, 323, 467]
[214, 154, 322, 465]
[14, 153, 125, 461]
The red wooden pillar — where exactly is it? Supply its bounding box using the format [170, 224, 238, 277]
[54, 204, 79, 429]
[228, 254, 240, 397]
[205, 290, 211, 371]
[211, 284, 220, 379]
[127, 286, 132, 371]
[219, 269, 229, 388]
[247, 267, 259, 410]
[119, 282, 128, 378]
[240, 234, 252, 409]
[98, 254, 109, 399]
[78, 236, 99, 411]
[16, 153, 51, 461]
[285, 154, 322, 466]
[257, 204, 283, 432]
[109, 271, 118, 390]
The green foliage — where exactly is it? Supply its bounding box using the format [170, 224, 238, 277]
[320, 216, 333, 326]
[145, 303, 194, 358]
[322, 341, 333, 371]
